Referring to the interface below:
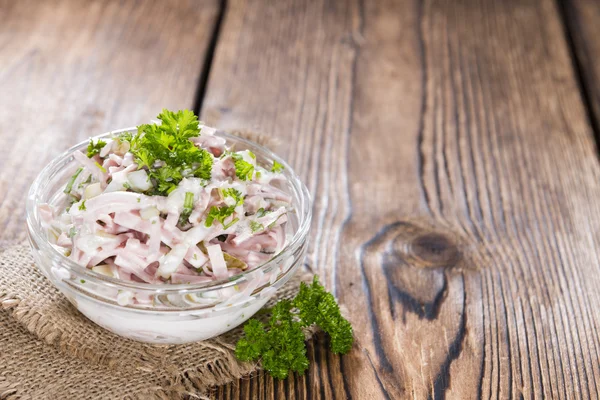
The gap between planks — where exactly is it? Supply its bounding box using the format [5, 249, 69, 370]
[193, 0, 229, 115]
[554, 0, 600, 154]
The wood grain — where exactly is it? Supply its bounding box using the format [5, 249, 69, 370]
[202, 0, 600, 398]
[561, 0, 600, 140]
[0, 0, 219, 244]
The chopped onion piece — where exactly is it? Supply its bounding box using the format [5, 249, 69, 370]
[140, 207, 159, 220]
[207, 244, 228, 279]
[84, 182, 103, 199]
[128, 169, 153, 192]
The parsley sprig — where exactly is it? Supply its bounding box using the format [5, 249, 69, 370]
[235, 276, 354, 379]
[120, 109, 213, 195]
[87, 139, 107, 158]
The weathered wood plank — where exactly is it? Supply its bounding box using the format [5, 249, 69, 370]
[203, 0, 600, 398]
[0, 0, 219, 244]
[562, 0, 600, 141]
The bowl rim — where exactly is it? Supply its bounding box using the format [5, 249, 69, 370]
[26, 127, 312, 294]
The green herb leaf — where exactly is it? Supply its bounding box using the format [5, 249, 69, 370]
[232, 154, 254, 181]
[293, 276, 354, 354]
[205, 205, 237, 228]
[192, 150, 213, 181]
[271, 161, 284, 173]
[221, 188, 244, 206]
[249, 220, 264, 233]
[78, 174, 92, 189]
[256, 208, 269, 218]
[64, 167, 83, 194]
[235, 319, 268, 362]
[235, 300, 309, 379]
[205, 205, 229, 227]
[120, 109, 213, 195]
[87, 139, 107, 158]
[222, 217, 239, 230]
[179, 192, 194, 225]
[78, 200, 87, 211]
[94, 161, 107, 173]
[235, 276, 353, 379]
[204, 189, 244, 228]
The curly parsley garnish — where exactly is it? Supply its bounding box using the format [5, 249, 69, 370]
[120, 109, 213, 195]
[235, 276, 354, 379]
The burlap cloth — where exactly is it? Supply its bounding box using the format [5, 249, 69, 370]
[0, 132, 315, 399]
[0, 245, 313, 399]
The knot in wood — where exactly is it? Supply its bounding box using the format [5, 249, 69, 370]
[394, 232, 459, 269]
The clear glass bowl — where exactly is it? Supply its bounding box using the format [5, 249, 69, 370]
[26, 128, 311, 344]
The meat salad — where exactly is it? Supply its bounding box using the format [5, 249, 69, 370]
[40, 109, 291, 286]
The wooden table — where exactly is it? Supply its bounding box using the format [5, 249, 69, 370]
[2, 0, 600, 398]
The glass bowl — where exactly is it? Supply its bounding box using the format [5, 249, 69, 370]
[26, 128, 311, 344]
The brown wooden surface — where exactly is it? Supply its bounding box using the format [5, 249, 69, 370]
[202, 0, 600, 398]
[0, 0, 219, 245]
[562, 0, 600, 137]
[2, 0, 600, 398]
